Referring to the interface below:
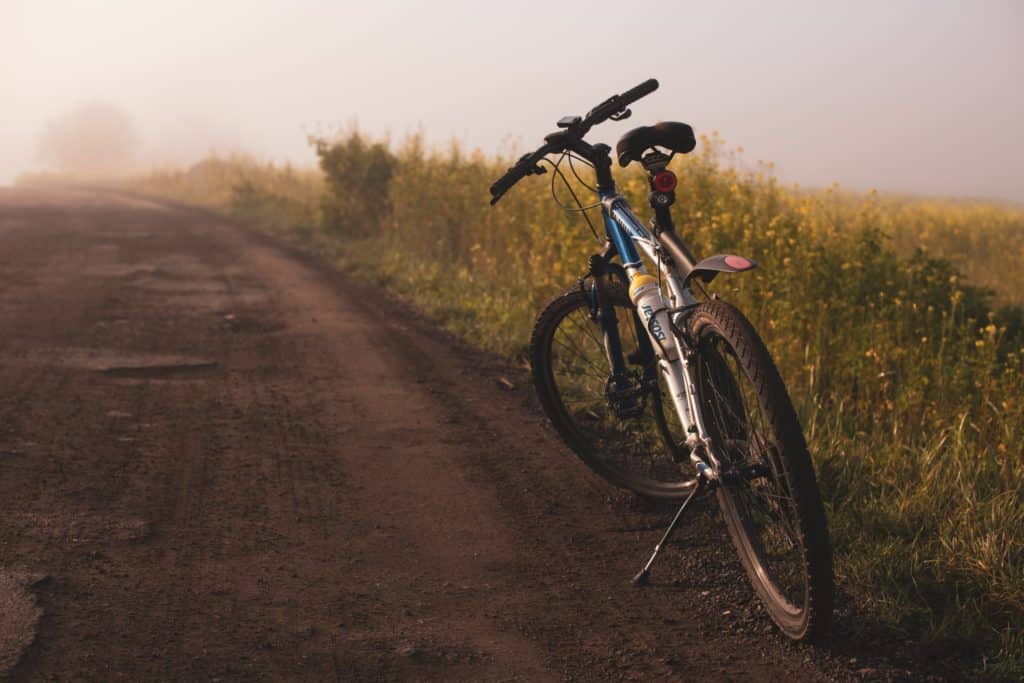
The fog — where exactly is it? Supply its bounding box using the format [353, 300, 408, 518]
[2, 0, 1021, 200]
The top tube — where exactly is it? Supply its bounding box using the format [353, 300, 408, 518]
[602, 192, 654, 269]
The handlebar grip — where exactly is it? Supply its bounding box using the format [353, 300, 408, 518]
[620, 78, 659, 106]
[489, 165, 526, 205]
[490, 150, 552, 204]
[582, 78, 660, 129]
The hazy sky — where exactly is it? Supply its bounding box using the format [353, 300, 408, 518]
[2, 0, 1022, 200]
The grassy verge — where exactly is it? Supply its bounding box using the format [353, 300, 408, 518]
[113, 133, 1024, 678]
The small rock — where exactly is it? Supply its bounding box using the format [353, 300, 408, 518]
[397, 645, 421, 659]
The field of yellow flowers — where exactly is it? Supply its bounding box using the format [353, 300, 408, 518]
[125, 132, 1024, 678]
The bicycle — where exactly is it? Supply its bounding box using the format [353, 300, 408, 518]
[489, 79, 834, 641]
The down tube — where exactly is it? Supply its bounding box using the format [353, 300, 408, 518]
[600, 204, 698, 437]
[602, 211, 643, 270]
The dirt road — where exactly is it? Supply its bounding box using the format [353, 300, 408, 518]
[0, 187, 899, 680]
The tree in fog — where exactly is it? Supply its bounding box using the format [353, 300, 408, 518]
[37, 102, 139, 174]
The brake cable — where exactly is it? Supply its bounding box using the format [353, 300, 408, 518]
[566, 152, 598, 194]
[542, 154, 602, 242]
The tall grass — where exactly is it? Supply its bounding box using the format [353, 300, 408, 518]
[131, 154, 324, 240]
[122, 133, 1024, 678]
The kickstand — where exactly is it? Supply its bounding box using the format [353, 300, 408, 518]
[632, 478, 704, 586]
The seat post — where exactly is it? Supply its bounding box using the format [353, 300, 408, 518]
[652, 201, 675, 233]
[642, 154, 700, 274]
[642, 152, 676, 233]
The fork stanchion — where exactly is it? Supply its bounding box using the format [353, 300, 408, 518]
[632, 477, 704, 586]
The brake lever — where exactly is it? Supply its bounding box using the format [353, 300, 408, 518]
[609, 108, 632, 121]
[516, 154, 547, 176]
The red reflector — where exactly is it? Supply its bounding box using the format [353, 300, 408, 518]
[652, 170, 677, 193]
[724, 255, 753, 270]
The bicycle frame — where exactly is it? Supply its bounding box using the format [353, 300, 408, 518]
[594, 189, 722, 475]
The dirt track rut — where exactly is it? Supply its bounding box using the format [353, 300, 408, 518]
[0, 187, 901, 680]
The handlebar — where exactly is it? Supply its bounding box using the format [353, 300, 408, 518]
[582, 78, 659, 130]
[489, 78, 659, 205]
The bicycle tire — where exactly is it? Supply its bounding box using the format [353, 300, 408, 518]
[688, 299, 833, 640]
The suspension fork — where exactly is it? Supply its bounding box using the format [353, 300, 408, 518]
[587, 249, 628, 376]
[585, 245, 658, 380]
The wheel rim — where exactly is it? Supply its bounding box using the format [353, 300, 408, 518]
[545, 294, 690, 491]
[697, 333, 809, 618]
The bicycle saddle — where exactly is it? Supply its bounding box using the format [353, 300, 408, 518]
[616, 121, 696, 167]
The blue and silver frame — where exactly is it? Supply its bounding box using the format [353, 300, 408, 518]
[595, 189, 712, 463]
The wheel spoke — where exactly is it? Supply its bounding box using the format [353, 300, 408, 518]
[546, 290, 688, 488]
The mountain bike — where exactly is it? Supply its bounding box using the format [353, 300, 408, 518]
[489, 79, 834, 641]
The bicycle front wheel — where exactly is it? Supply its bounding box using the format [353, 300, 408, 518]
[688, 300, 833, 640]
[530, 282, 695, 501]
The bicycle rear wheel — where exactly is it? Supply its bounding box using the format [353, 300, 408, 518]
[688, 300, 833, 640]
[530, 282, 695, 501]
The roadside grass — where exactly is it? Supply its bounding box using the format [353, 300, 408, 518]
[113, 133, 1024, 678]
